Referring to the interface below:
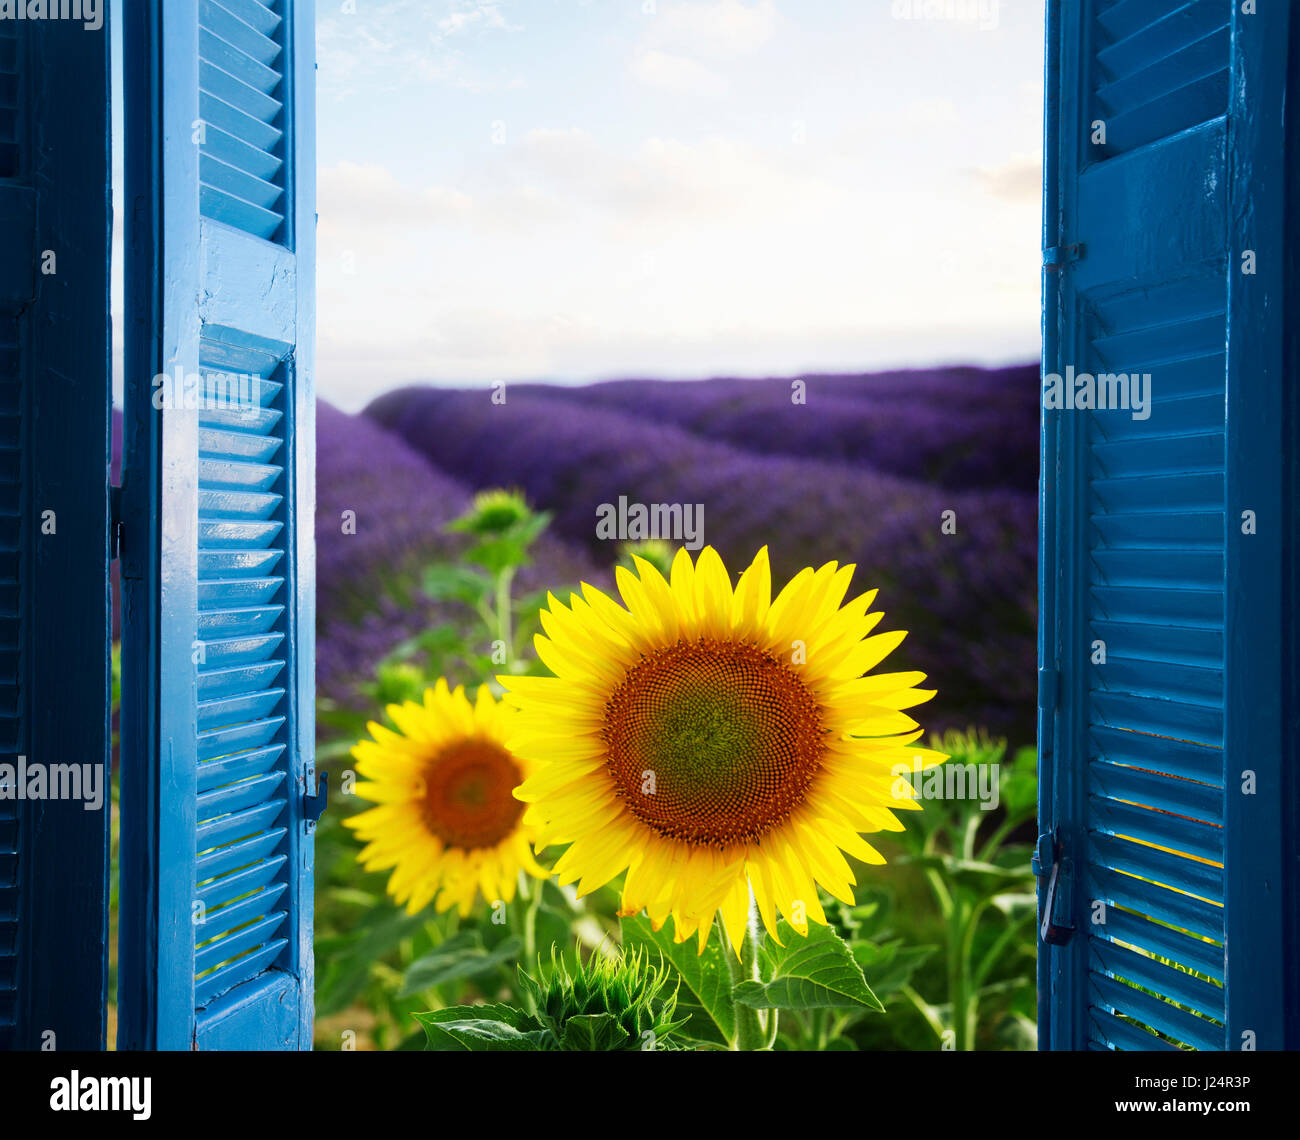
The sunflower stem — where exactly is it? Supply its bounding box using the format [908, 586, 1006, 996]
[495, 567, 515, 671]
[523, 874, 544, 963]
[764, 1007, 780, 1050]
[812, 1008, 830, 1050]
[724, 898, 767, 1051]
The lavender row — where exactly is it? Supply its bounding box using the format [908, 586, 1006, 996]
[365, 388, 1037, 739]
[420, 366, 1041, 493]
[315, 401, 608, 710]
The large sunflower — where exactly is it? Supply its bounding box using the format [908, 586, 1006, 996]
[501, 546, 945, 952]
[345, 679, 547, 915]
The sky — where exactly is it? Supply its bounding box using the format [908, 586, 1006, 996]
[114, 0, 1047, 412]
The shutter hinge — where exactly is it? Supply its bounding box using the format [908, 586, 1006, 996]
[1038, 667, 1059, 714]
[109, 483, 122, 562]
[1043, 242, 1083, 272]
[304, 771, 328, 830]
[1032, 829, 1075, 946]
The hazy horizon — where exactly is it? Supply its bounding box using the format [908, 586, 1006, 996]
[313, 0, 1044, 410]
[111, 0, 1046, 412]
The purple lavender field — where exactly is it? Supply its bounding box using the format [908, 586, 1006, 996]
[357, 367, 1039, 741]
[114, 369, 1039, 740]
[480, 365, 1039, 492]
[315, 401, 608, 712]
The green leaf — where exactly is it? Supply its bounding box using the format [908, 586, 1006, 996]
[314, 737, 360, 763]
[559, 1013, 632, 1051]
[620, 914, 734, 1047]
[988, 891, 1037, 914]
[515, 963, 543, 1011]
[513, 586, 559, 617]
[415, 1004, 552, 1051]
[315, 908, 430, 1016]
[995, 1012, 1039, 1051]
[903, 852, 1033, 894]
[399, 933, 522, 997]
[315, 705, 371, 733]
[1000, 760, 1038, 819]
[733, 922, 884, 1013]
[463, 536, 527, 576]
[326, 886, 384, 908]
[531, 902, 578, 961]
[852, 939, 936, 999]
[421, 564, 491, 606]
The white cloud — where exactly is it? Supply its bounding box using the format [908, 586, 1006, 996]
[318, 161, 473, 237]
[435, 1, 515, 40]
[969, 153, 1041, 203]
[307, 0, 1045, 409]
[517, 127, 603, 178]
[899, 96, 960, 127]
[314, 14, 401, 97]
[312, 127, 1040, 407]
[614, 136, 834, 224]
[314, 159, 572, 266]
[315, 0, 521, 98]
[631, 49, 729, 96]
[650, 0, 778, 58]
[506, 129, 837, 230]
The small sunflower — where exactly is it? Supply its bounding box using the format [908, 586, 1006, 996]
[501, 546, 945, 953]
[345, 679, 547, 915]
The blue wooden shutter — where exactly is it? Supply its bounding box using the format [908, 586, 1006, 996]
[1040, 0, 1295, 1050]
[119, 0, 317, 1051]
[0, 14, 112, 1052]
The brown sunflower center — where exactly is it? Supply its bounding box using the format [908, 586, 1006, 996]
[603, 639, 825, 845]
[421, 738, 525, 850]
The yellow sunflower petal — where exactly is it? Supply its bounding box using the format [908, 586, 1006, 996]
[507, 546, 944, 954]
[345, 679, 549, 916]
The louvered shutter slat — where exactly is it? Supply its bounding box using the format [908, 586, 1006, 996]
[1095, 907, 1224, 981]
[1085, 866, 1222, 942]
[1090, 833, 1222, 902]
[1088, 1008, 1183, 1052]
[1088, 796, 1222, 861]
[195, 912, 287, 977]
[0, 318, 16, 1052]
[121, 0, 315, 1051]
[1090, 762, 1223, 825]
[1035, 37, 1299, 1016]
[1091, 0, 1230, 157]
[197, 745, 285, 793]
[200, 0, 282, 66]
[213, 0, 283, 38]
[0, 16, 110, 1053]
[1090, 940, 1224, 1021]
[198, 773, 286, 822]
[203, 634, 284, 670]
[193, 885, 287, 955]
[197, 0, 287, 242]
[194, 941, 290, 1009]
[198, 716, 285, 763]
[1091, 974, 1222, 1051]
[0, 26, 18, 177]
[196, 855, 288, 911]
